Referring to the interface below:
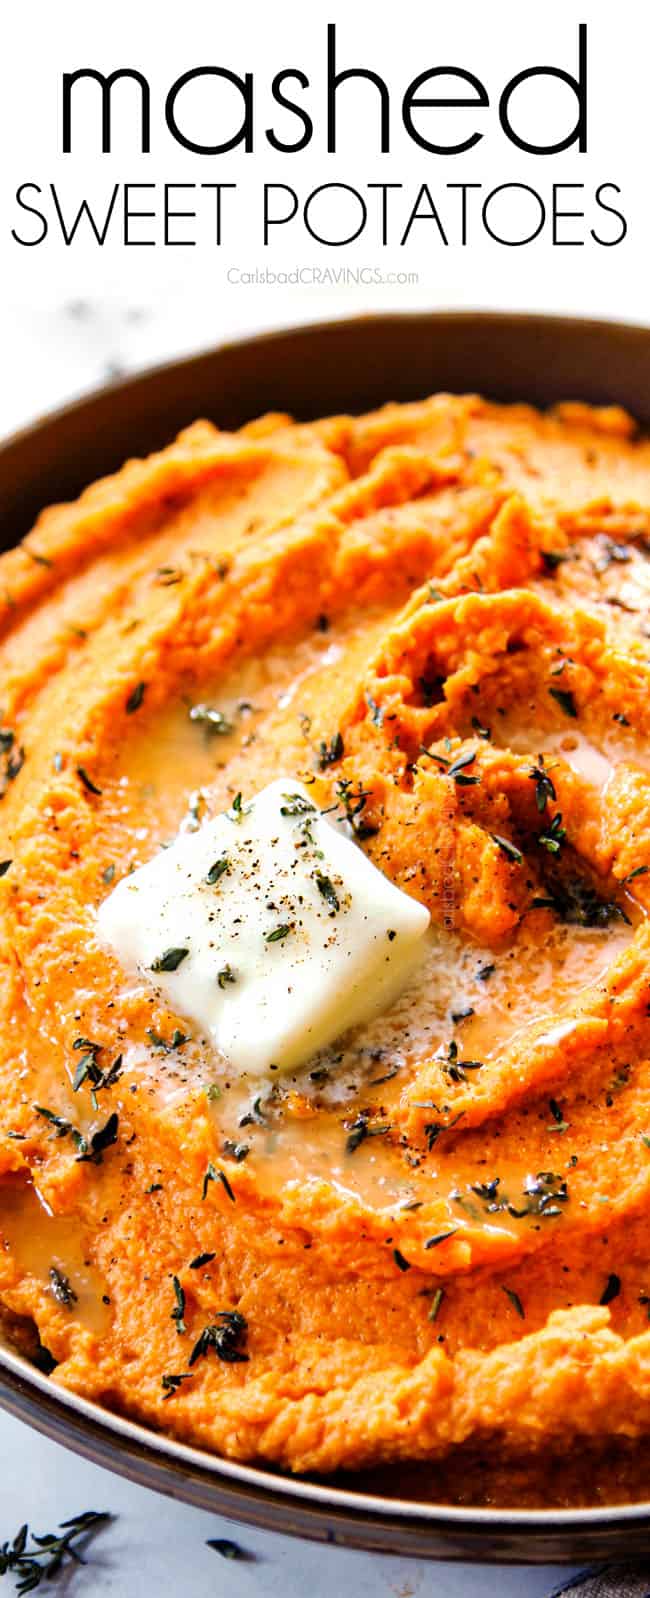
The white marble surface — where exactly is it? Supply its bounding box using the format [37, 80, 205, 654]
[0, 293, 620, 1595]
[0, 1407, 577, 1597]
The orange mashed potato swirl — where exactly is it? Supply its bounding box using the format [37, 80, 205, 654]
[2, 392, 650, 1495]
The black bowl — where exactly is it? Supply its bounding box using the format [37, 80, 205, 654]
[2, 310, 650, 1562]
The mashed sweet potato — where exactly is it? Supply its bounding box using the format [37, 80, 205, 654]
[2, 392, 650, 1499]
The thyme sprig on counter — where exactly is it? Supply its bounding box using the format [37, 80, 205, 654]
[0, 1511, 112, 1593]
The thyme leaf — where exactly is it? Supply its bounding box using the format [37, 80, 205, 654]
[125, 681, 146, 714]
[76, 766, 102, 796]
[151, 947, 189, 972]
[502, 1286, 525, 1318]
[549, 687, 578, 719]
[0, 1511, 112, 1591]
[188, 1311, 249, 1367]
[49, 1267, 77, 1308]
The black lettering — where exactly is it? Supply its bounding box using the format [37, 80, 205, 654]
[402, 69, 489, 154]
[304, 183, 367, 246]
[12, 183, 48, 246]
[62, 69, 150, 154]
[400, 183, 448, 246]
[50, 182, 120, 245]
[123, 183, 156, 246]
[591, 182, 627, 246]
[482, 183, 545, 246]
[552, 183, 585, 245]
[448, 183, 481, 244]
[368, 183, 402, 245]
[267, 70, 313, 152]
[327, 22, 389, 153]
[166, 67, 253, 155]
[164, 183, 196, 246]
[201, 183, 237, 245]
[264, 183, 299, 244]
[499, 23, 587, 155]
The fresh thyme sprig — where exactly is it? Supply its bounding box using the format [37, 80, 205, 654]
[0, 1511, 112, 1593]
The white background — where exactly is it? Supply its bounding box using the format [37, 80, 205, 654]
[0, 2, 647, 1592]
[0, 0, 648, 431]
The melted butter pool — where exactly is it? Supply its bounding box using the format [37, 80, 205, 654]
[0, 1183, 109, 1335]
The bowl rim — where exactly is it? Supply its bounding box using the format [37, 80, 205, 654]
[3, 306, 650, 1561]
[3, 304, 650, 464]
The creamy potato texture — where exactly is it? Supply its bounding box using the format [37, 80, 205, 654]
[2, 393, 650, 1500]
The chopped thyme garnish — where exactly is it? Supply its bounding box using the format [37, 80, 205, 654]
[0, 1511, 112, 1589]
[72, 1043, 123, 1105]
[49, 1266, 77, 1307]
[23, 545, 53, 567]
[466, 1170, 569, 1220]
[228, 791, 248, 823]
[491, 833, 523, 864]
[125, 681, 146, 714]
[205, 856, 229, 886]
[423, 1111, 464, 1150]
[549, 687, 578, 719]
[334, 777, 378, 839]
[207, 1539, 243, 1559]
[447, 749, 480, 785]
[317, 731, 344, 769]
[151, 947, 189, 972]
[280, 793, 316, 817]
[162, 1372, 192, 1399]
[442, 1039, 483, 1083]
[366, 694, 384, 727]
[451, 1005, 474, 1023]
[102, 863, 115, 884]
[239, 1094, 266, 1127]
[424, 1228, 459, 1249]
[393, 1248, 411, 1272]
[622, 865, 649, 885]
[76, 765, 102, 796]
[344, 1114, 392, 1154]
[477, 963, 495, 980]
[34, 1105, 88, 1157]
[369, 1062, 400, 1085]
[534, 875, 627, 928]
[533, 760, 558, 811]
[0, 859, 11, 877]
[538, 813, 566, 854]
[190, 1252, 216, 1270]
[223, 1140, 250, 1162]
[600, 1273, 621, 1305]
[189, 704, 233, 735]
[471, 716, 491, 739]
[315, 872, 340, 913]
[171, 1275, 187, 1335]
[188, 1311, 249, 1366]
[540, 549, 568, 571]
[202, 1163, 236, 1202]
[548, 1098, 569, 1133]
[641, 1134, 650, 1150]
[265, 924, 291, 943]
[77, 1112, 119, 1165]
[502, 1286, 525, 1318]
[428, 1287, 445, 1322]
[217, 964, 237, 988]
[146, 1028, 189, 1052]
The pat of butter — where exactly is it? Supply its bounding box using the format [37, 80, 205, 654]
[96, 778, 429, 1076]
